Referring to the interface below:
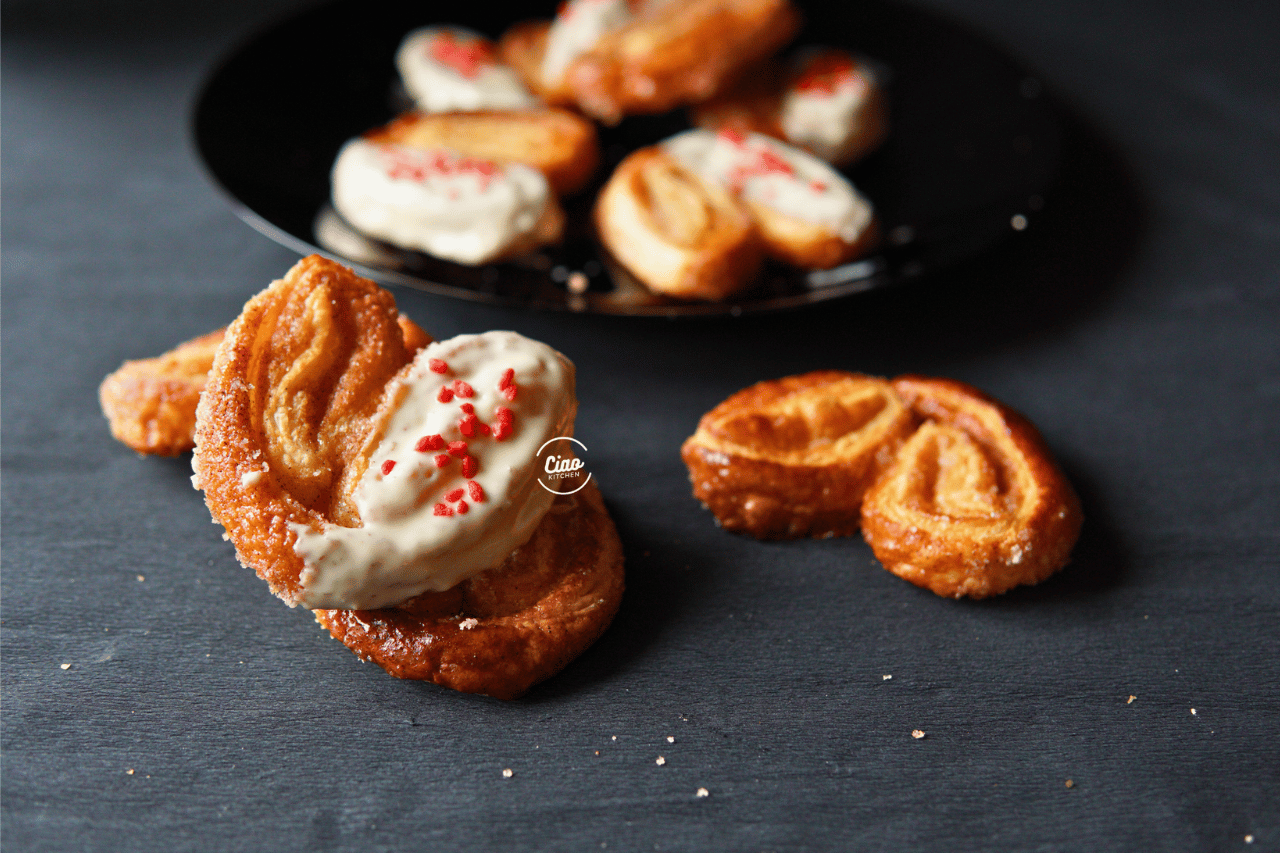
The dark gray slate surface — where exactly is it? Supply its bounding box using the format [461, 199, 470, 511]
[3, 1, 1277, 851]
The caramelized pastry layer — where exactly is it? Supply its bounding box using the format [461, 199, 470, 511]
[860, 377, 1083, 599]
[594, 146, 762, 300]
[365, 109, 600, 196]
[316, 481, 624, 700]
[682, 372, 915, 538]
[99, 328, 225, 457]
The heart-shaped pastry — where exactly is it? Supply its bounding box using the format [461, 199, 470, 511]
[860, 376, 1083, 598]
[681, 371, 916, 538]
[690, 47, 889, 166]
[594, 146, 763, 300]
[192, 255, 624, 696]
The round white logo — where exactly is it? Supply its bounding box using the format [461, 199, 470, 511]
[535, 436, 592, 494]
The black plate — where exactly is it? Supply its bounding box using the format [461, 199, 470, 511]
[193, 0, 1061, 316]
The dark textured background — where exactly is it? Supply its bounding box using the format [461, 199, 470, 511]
[3, 1, 1278, 850]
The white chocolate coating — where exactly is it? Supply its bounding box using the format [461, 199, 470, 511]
[780, 65, 874, 162]
[291, 332, 576, 610]
[661, 129, 873, 243]
[331, 139, 552, 265]
[396, 26, 537, 113]
[541, 0, 632, 86]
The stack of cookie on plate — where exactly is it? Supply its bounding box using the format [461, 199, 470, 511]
[330, 0, 891, 301]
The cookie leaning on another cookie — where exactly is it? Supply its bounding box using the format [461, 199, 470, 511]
[192, 255, 624, 697]
[682, 371, 1083, 598]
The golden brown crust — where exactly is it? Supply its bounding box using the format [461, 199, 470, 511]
[100, 317, 430, 458]
[365, 109, 600, 196]
[860, 376, 1083, 599]
[682, 372, 917, 538]
[315, 481, 625, 700]
[192, 255, 424, 604]
[746, 201, 880, 270]
[565, 0, 802, 124]
[594, 146, 763, 300]
[99, 328, 226, 457]
[690, 50, 890, 167]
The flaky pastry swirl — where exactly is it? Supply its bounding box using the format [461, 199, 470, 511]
[682, 372, 916, 538]
[192, 256, 428, 604]
[99, 328, 226, 457]
[594, 146, 762, 300]
[860, 376, 1083, 599]
[316, 482, 624, 700]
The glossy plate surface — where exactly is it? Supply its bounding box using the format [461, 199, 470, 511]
[193, 0, 1061, 316]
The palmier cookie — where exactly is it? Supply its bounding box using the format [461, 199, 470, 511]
[365, 109, 600, 196]
[681, 372, 916, 538]
[395, 26, 537, 114]
[593, 145, 763, 301]
[193, 256, 623, 695]
[500, 0, 801, 124]
[99, 328, 226, 457]
[330, 139, 564, 265]
[661, 129, 878, 269]
[861, 376, 1083, 599]
[100, 318, 430, 458]
[691, 48, 889, 166]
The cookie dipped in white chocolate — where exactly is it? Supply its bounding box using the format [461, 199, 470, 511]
[779, 51, 884, 165]
[541, 0, 632, 87]
[290, 331, 576, 610]
[331, 140, 561, 265]
[396, 26, 537, 113]
[662, 128, 876, 267]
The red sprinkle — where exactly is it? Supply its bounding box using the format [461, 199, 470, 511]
[495, 406, 514, 423]
[468, 480, 485, 502]
[433, 502, 454, 517]
[416, 434, 444, 452]
[718, 127, 747, 146]
[476, 422, 491, 437]
[434, 454, 451, 468]
[461, 455, 478, 479]
[459, 414, 479, 437]
[456, 500, 469, 514]
[437, 387, 455, 403]
[380, 460, 396, 476]
[445, 488, 465, 503]
[498, 368, 515, 390]
[460, 403, 475, 414]
[492, 420, 513, 441]
[501, 385, 518, 402]
[453, 380, 475, 398]
[429, 31, 494, 79]
[428, 358, 449, 374]
[447, 441, 468, 458]
[811, 180, 827, 193]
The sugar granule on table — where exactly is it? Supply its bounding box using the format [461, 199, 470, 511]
[695, 788, 709, 798]
[911, 729, 925, 739]
[656, 756, 666, 766]
[502, 768, 513, 778]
